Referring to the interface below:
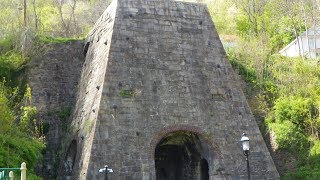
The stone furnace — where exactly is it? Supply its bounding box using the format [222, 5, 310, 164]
[63, 0, 280, 179]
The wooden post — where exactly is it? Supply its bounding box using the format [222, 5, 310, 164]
[20, 162, 27, 180]
[9, 171, 14, 180]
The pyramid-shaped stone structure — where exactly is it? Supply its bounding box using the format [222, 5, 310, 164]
[63, 0, 279, 179]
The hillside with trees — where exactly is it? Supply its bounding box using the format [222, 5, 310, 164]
[208, 0, 320, 178]
[0, 0, 111, 178]
[0, 0, 320, 179]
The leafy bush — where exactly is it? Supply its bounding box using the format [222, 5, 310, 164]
[281, 140, 320, 179]
[274, 96, 316, 130]
[0, 133, 45, 178]
[19, 106, 37, 133]
[0, 51, 28, 80]
[0, 34, 16, 52]
[227, 48, 257, 85]
[261, 79, 278, 107]
[0, 91, 14, 133]
[284, 168, 320, 180]
[284, 143, 320, 179]
[0, 59, 44, 178]
[309, 140, 320, 166]
[268, 121, 309, 155]
[235, 14, 252, 38]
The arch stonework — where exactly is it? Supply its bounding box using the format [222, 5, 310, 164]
[149, 124, 226, 179]
[149, 124, 222, 160]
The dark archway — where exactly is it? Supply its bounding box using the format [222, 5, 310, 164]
[64, 140, 77, 176]
[83, 42, 90, 57]
[155, 131, 209, 180]
[200, 159, 209, 180]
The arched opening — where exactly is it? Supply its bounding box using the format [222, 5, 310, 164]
[155, 131, 210, 180]
[200, 159, 209, 180]
[64, 140, 77, 176]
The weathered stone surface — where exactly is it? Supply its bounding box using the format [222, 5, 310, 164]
[65, 0, 279, 179]
[27, 40, 84, 178]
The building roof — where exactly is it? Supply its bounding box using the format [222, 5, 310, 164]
[279, 26, 320, 54]
[300, 26, 320, 37]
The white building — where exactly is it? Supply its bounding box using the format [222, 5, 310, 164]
[279, 27, 320, 59]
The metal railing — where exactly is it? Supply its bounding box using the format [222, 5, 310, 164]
[0, 162, 27, 180]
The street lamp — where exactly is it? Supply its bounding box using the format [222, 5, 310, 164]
[99, 165, 113, 180]
[240, 133, 250, 180]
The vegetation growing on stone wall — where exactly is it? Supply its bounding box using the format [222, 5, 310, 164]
[0, 27, 45, 179]
[0, 50, 29, 84]
[0, 78, 45, 179]
[58, 106, 72, 120]
[119, 89, 140, 98]
[35, 36, 83, 45]
[56, 106, 72, 132]
[119, 89, 135, 98]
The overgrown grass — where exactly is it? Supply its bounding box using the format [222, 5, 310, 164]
[36, 35, 83, 44]
[228, 55, 257, 85]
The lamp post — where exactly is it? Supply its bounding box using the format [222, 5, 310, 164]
[99, 165, 113, 180]
[241, 133, 250, 180]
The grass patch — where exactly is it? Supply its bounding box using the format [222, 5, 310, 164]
[36, 35, 83, 44]
[228, 57, 257, 85]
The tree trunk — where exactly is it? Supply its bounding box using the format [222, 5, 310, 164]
[56, 0, 69, 36]
[313, 0, 318, 58]
[23, 0, 27, 27]
[291, 15, 304, 60]
[69, 0, 77, 36]
[301, 0, 310, 58]
[32, 0, 38, 31]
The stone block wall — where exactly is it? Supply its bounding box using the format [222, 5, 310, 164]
[65, 1, 119, 179]
[67, 0, 280, 179]
[27, 40, 84, 178]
